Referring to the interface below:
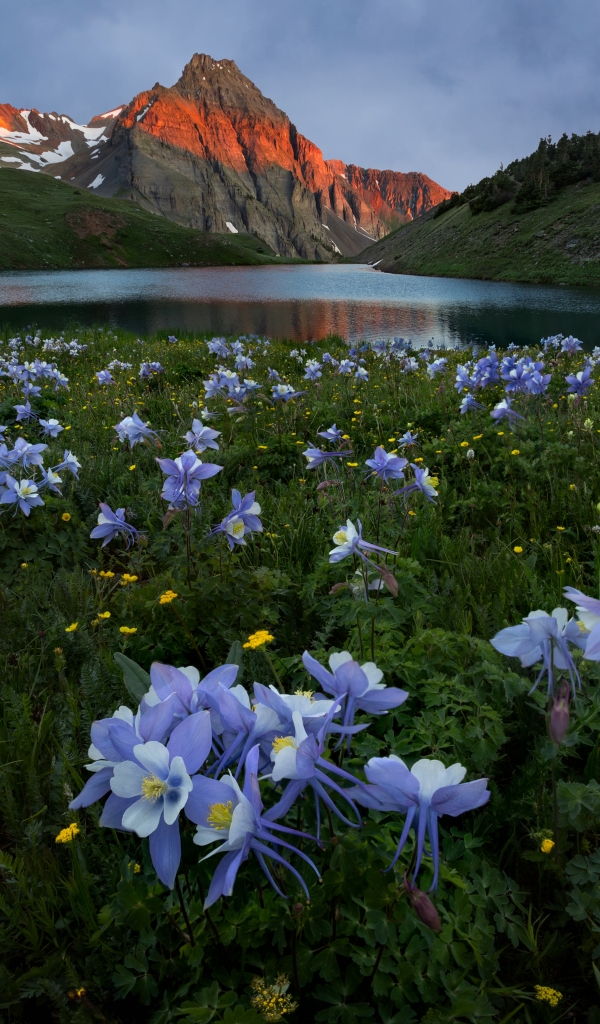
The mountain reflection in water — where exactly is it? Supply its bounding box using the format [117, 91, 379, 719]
[1, 264, 600, 348]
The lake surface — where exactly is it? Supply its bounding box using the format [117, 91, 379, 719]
[1, 264, 600, 348]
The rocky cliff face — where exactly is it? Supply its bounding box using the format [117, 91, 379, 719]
[0, 54, 451, 258]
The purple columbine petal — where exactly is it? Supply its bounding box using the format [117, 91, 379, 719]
[69, 767, 113, 809]
[149, 816, 182, 889]
[168, 710, 212, 774]
[430, 778, 490, 816]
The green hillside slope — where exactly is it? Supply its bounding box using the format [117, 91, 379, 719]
[353, 180, 600, 286]
[0, 168, 284, 270]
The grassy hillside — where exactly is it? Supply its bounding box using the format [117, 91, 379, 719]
[0, 168, 285, 270]
[353, 179, 600, 286]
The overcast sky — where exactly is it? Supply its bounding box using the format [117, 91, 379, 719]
[1, 0, 598, 192]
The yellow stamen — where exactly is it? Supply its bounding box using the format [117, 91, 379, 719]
[333, 530, 348, 545]
[272, 736, 297, 754]
[207, 801, 234, 830]
[294, 688, 314, 701]
[141, 774, 168, 802]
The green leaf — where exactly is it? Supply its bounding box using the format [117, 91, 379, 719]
[225, 640, 244, 682]
[114, 652, 151, 703]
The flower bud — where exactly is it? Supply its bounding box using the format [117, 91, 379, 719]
[550, 680, 570, 745]
[403, 874, 442, 933]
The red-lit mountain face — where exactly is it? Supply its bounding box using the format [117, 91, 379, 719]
[0, 55, 451, 258]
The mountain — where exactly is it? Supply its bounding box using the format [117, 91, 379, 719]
[0, 54, 450, 259]
[0, 166, 283, 270]
[351, 129, 600, 286]
[351, 179, 600, 287]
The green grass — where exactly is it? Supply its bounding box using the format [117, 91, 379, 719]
[354, 180, 600, 286]
[3, 328, 600, 1020]
[0, 168, 291, 270]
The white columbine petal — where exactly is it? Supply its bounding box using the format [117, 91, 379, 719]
[133, 741, 171, 779]
[122, 797, 164, 837]
[110, 760, 147, 798]
[329, 651, 353, 673]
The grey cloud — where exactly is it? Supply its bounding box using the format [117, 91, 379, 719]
[1, 0, 599, 191]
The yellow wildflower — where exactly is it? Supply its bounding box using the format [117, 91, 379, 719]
[541, 838, 555, 854]
[99, 570, 115, 578]
[460, 441, 469, 447]
[243, 630, 274, 650]
[120, 573, 138, 584]
[65, 622, 78, 633]
[556, 526, 565, 531]
[129, 464, 136, 471]
[159, 590, 178, 605]
[511, 449, 520, 455]
[98, 611, 111, 620]
[408, 510, 417, 516]
[62, 512, 71, 522]
[347, 462, 358, 467]
[250, 976, 298, 1023]
[119, 626, 137, 635]
[534, 985, 562, 1008]
[513, 546, 523, 554]
[472, 434, 483, 440]
[55, 823, 80, 844]
[21, 562, 28, 568]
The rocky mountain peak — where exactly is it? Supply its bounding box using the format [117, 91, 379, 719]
[173, 53, 284, 121]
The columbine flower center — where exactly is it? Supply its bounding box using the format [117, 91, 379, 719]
[272, 736, 297, 754]
[231, 519, 245, 538]
[294, 688, 315, 701]
[333, 530, 348, 545]
[207, 800, 234, 830]
[141, 774, 169, 803]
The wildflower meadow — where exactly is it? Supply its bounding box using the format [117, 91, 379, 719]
[2, 326, 600, 1023]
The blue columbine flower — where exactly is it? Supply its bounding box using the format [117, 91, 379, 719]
[398, 430, 419, 446]
[565, 366, 594, 396]
[115, 412, 158, 447]
[490, 607, 587, 696]
[157, 450, 222, 509]
[427, 358, 447, 378]
[301, 650, 408, 732]
[490, 398, 524, 424]
[14, 401, 36, 422]
[90, 502, 140, 547]
[271, 384, 306, 402]
[561, 335, 583, 355]
[460, 393, 485, 414]
[303, 446, 351, 469]
[37, 467, 63, 495]
[186, 745, 320, 908]
[394, 465, 438, 503]
[7, 438, 47, 469]
[318, 424, 343, 442]
[106, 712, 213, 888]
[563, 587, 600, 661]
[212, 489, 263, 548]
[69, 696, 181, 812]
[55, 450, 82, 478]
[349, 756, 490, 890]
[95, 369, 115, 386]
[139, 361, 164, 380]
[263, 708, 363, 838]
[184, 418, 221, 452]
[39, 418, 64, 438]
[525, 370, 552, 395]
[0, 476, 44, 516]
[329, 519, 397, 569]
[365, 446, 407, 482]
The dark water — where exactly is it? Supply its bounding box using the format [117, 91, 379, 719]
[1, 264, 600, 347]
